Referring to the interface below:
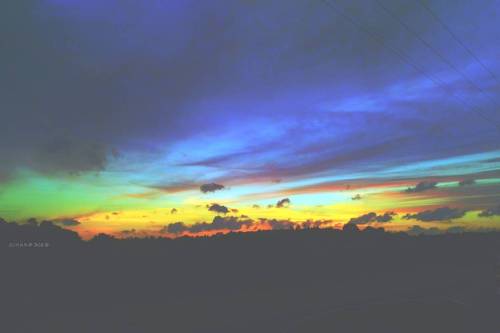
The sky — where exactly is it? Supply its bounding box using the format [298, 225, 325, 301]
[1, 0, 499, 239]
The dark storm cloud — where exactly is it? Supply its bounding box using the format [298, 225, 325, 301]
[347, 211, 396, 225]
[478, 204, 500, 217]
[276, 198, 291, 208]
[35, 138, 113, 175]
[403, 207, 467, 222]
[404, 181, 438, 193]
[200, 183, 225, 193]
[207, 203, 230, 215]
[2, 0, 498, 183]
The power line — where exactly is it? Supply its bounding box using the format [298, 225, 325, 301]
[317, 0, 500, 133]
[374, 0, 500, 110]
[417, 0, 500, 86]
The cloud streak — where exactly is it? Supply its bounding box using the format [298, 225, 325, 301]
[403, 207, 467, 222]
[347, 212, 396, 225]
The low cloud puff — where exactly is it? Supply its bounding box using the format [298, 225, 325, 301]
[276, 198, 291, 208]
[200, 183, 225, 193]
[351, 194, 362, 200]
[207, 203, 230, 214]
[162, 222, 189, 234]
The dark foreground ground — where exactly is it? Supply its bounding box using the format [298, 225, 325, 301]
[1, 221, 499, 332]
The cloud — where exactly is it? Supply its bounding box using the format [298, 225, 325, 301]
[404, 181, 438, 193]
[301, 220, 332, 229]
[34, 138, 114, 175]
[348, 212, 377, 225]
[351, 194, 362, 200]
[260, 218, 331, 230]
[478, 204, 500, 217]
[200, 183, 225, 193]
[403, 207, 467, 222]
[276, 198, 291, 208]
[207, 203, 230, 214]
[161, 216, 253, 235]
[458, 178, 475, 186]
[57, 219, 81, 227]
[162, 222, 188, 234]
[161, 216, 332, 235]
[375, 212, 396, 222]
[0, 0, 496, 199]
[363, 226, 386, 233]
[263, 218, 295, 230]
[342, 223, 360, 232]
[347, 211, 396, 225]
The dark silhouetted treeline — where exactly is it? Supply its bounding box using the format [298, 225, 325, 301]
[0, 218, 499, 332]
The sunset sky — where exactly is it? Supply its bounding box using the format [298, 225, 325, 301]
[1, 0, 499, 238]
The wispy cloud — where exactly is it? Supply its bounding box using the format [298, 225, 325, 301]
[403, 207, 467, 222]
